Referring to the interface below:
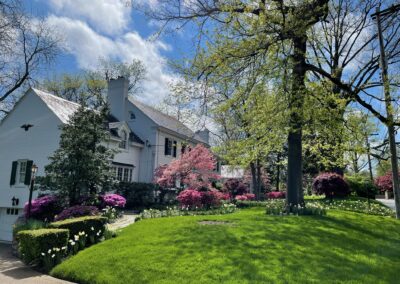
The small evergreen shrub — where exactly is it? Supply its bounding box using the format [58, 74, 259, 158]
[13, 219, 45, 236]
[114, 182, 157, 209]
[17, 228, 69, 266]
[55, 205, 99, 221]
[312, 173, 350, 198]
[345, 174, 378, 198]
[23, 195, 63, 221]
[49, 216, 107, 240]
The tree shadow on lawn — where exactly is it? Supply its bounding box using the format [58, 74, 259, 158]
[169, 213, 400, 283]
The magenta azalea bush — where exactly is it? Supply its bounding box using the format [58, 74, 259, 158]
[55, 205, 99, 221]
[100, 194, 126, 208]
[177, 189, 223, 209]
[374, 172, 396, 192]
[266, 191, 286, 199]
[177, 189, 203, 209]
[235, 193, 256, 201]
[313, 172, 350, 198]
[24, 195, 63, 221]
[223, 178, 249, 197]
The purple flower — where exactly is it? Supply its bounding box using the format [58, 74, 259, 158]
[55, 205, 99, 221]
[100, 194, 126, 208]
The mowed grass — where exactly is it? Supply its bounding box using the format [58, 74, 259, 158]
[51, 208, 400, 284]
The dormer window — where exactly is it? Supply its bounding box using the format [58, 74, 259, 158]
[119, 130, 127, 149]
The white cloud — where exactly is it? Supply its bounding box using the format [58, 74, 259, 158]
[48, 0, 131, 35]
[45, 15, 174, 104]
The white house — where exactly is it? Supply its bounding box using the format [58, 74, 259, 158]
[0, 77, 208, 241]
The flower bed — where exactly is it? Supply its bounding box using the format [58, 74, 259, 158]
[139, 203, 237, 220]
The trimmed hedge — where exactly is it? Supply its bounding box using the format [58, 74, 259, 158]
[17, 228, 69, 265]
[115, 182, 157, 209]
[49, 216, 107, 239]
[345, 175, 378, 199]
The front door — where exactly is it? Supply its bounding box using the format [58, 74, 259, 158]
[0, 208, 20, 242]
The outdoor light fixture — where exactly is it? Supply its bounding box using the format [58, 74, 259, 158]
[27, 163, 38, 219]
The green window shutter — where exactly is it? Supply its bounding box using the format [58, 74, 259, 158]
[24, 160, 33, 185]
[10, 161, 18, 185]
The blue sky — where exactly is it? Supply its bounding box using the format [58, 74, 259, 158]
[24, 0, 196, 104]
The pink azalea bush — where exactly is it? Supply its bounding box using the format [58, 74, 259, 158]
[177, 189, 223, 209]
[100, 193, 126, 208]
[24, 195, 63, 221]
[235, 193, 256, 201]
[374, 171, 397, 192]
[55, 205, 99, 221]
[266, 191, 286, 199]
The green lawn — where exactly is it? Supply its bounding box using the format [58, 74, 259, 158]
[51, 208, 400, 284]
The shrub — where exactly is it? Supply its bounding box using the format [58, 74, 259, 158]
[266, 191, 286, 199]
[345, 174, 378, 198]
[23, 195, 63, 221]
[244, 193, 255, 200]
[235, 195, 248, 201]
[17, 228, 69, 267]
[100, 193, 126, 208]
[177, 189, 203, 209]
[201, 190, 223, 209]
[49, 216, 107, 241]
[13, 219, 45, 236]
[114, 182, 157, 209]
[223, 179, 249, 196]
[374, 171, 397, 192]
[312, 173, 350, 198]
[55, 205, 99, 221]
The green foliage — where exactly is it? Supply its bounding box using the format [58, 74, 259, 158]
[140, 204, 237, 219]
[49, 216, 107, 240]
[345, 174, 378, 199]
[17, 228, 69, 266]
[13, 219, 45, 236]
[114, 182, 158, 209]
[264, 199, 327, 216]
[45, 104, 115, 204]
[51, 208, 400, 284]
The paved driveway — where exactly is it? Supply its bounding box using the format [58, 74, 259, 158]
[377, 199, 396, 210]
[0, 243, 73, 284]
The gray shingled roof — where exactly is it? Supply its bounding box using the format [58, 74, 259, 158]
[33, 88, 144, 144]
[33, 88, 80, 124]
[128, 98, 207, 144]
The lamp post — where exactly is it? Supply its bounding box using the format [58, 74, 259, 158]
[27, 164, 38, 219]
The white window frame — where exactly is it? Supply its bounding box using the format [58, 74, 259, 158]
[114, 166, 134, 182]
[17, 159, 28, 185]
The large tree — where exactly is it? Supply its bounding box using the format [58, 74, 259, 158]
[143, 0, 329, 209]
[0, 0, 60, 116]
[45, 105, 115, 205]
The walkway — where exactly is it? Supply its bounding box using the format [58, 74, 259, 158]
[377, 199, 396, 210]
[0, 243, 73, 284]
[107, 212, 137, 231]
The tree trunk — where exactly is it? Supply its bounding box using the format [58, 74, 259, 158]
[250, 162, 257, 196]
[276, 153, 281, 191]
[256, 160, 262, 200]
[286, 35, 307, 209]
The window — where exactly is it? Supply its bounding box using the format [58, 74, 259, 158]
[114, 166, 134, 182]
[181, 144, 186, 155]
[6, 208, 19, 215]
[18, 161, 27, 184]
[164, 138, 172, 156]
[123, 168, 129, 182]
[117, 168, 123, 181]
[129, 111, 136, 120]
[119, 130, 127, 149]
[10, 159, 32, 186]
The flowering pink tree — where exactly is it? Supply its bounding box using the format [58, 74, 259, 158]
[154, 144, 219, 190]
[375, 172, 398, 192]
